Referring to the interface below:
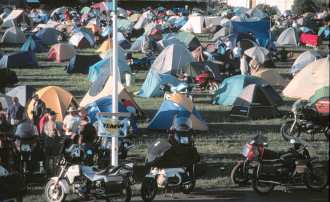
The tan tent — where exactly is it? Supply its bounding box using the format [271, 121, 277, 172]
[1, 26, 26, 44]
[252, 69, 287, 87]
[27, 86, 77, 121]
[80, 75, 142, 116]
[48, 43, 76, 63]
[283, 57, 330, 100]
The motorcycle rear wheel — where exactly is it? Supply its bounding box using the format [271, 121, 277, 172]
[281, 120, 301, 141]
[231, 162, 249, 186]
[304, 166, 328, 191]
[141, 178, 157, 202]
[252, 179, 275, 195]
[44, 179, 66, 202]
[107, 185, 132, 202]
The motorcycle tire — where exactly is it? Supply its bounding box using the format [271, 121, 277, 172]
[141, 178, 157, 202]
[304, 166, 328, 191]
[230, 162, 249, 186]
[107, 184, 132, 202]
[44, 179, 66, 202]
[252, 168, 274, 195]
[281, 120, 301, 141]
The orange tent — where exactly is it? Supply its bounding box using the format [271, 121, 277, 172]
[27, 86, 77, 121]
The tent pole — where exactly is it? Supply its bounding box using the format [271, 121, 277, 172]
[110, 0, 119, 167]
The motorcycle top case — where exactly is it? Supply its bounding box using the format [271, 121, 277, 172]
[0, 173, 24, 199]
[145, 138, 200, 168]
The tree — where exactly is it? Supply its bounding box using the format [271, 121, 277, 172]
[292, 0, 318, 15]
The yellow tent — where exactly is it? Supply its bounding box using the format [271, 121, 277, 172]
[283, 57, 329, 100]
[252, 69, 287, 87]
[27, 86, 77, 121]
[96, 38, 113, 54]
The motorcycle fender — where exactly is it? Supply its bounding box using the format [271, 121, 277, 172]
[50, 177, 70, 194]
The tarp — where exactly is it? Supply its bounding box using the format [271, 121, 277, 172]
[1, 26, 26, 44]
[290, 50, 321, 76]
[231, 19, 270, 47]
[276, 27, 298, 47]
[48, 43, 76, 63]
[26, 86, 77, 121]
[20, 35, 47, 53]
[65, 54, 101, 74]
[138, 70, 181, 98]
[148, 93, 208, 131]
[283, 57, 330, 100]
[35, 27, 60, 46]
[6, 85, 36, 106]
[0, 51, 38, 69]
[213, 75, 268, 106]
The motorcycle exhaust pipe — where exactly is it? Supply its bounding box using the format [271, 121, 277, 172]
[258, 180, 281, 185]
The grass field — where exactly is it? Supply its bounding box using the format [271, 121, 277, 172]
[1, 40, 329, 199]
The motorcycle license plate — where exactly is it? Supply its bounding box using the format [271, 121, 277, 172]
[21, 144, 31, 152]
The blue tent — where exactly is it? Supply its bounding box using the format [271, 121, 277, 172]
[66, 54, 101, 74]
[213, 75, 268, 106]
[231, 19, 270, 47]
[85, 96, 127, 123]
[20, 36, 47, 53]
[35, 28, 60, 46]
[138, 70, 181, 98]
[0, 51, 38, 69]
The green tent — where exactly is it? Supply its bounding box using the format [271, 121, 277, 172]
[309, 86, 330, 105]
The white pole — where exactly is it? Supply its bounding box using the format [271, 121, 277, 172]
[110, 0, 119, 167]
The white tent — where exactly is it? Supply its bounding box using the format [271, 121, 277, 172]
[276, 27, 298, 47]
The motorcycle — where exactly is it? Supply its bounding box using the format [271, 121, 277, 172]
[281, 99, 329, 141]
[141, 133, 199, 202]
[251, 138, 328, 195]
[0, 165, 25, 202]
[44, 144, 134, 202]
[194, 71, 219, 94]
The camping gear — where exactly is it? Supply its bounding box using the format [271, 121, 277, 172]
[276, 27, 298, 47]
[230, 84, 282, 119]
[290, 50, 321, 76]
[148, 93, 208, 131]
[244, 46, 269, 64]
[299, 33, 319, 47]
[66, 54, 101, 74]
[48, 43, 76, 63]
[35, 27, 61, 46]
[213, 75, 268, 106]
[26, 86, 77, 121]
[283, 57, 329, 100]
[20, 35, 47, 53]
[0, 51, 38, 69]
[1, 26, 26, 44]
[6, 85, 36, 106]
[251, 69, 286, 88]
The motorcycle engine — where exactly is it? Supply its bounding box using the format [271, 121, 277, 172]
[156, 169, 168, 188]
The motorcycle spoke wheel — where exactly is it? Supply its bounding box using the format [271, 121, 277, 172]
[44, 180, 66, 202]
[304, 167, 328, 191]
[252, 179, 274, 195]
[141, 178, 157, 202]
[231, 163, 249, 186]
[281, 120, 301, 141]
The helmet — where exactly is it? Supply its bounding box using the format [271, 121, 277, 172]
[172, 115, 192, 132]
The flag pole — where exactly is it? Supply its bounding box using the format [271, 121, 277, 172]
[110, 0, 119, 167]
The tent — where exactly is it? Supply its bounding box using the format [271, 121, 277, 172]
[80, 73, 142, 115]
[151, 43, 193, 75]
[180, 16, 205, 34]
[283, 57, 329, 100]
[290, 50, 321, 76]
[35, 27, 61, 45]
[276, 27, 299, 47]
[1, 9, 30, 28]
[212, 27, 230, 41]
[1, 26, 26, 44]
[175, 32, 201, 51]
[148, 93, 208, 131]
[251, 69, 287, 88]
[48, 43, 76, 63]
[309, 86, 329, 105]
[65, 54, 101, 74]
[0, 51, 38, 69]
[0, 69, 19, 87]
[0, 94, 12, 110]
[244, 46, 269, 64]
[20, 35, 47, 53]
[6, 85, 36, 106]
[138, 70, 181, 98]
[230, 84, 282, 119]
[26, 86, 77, 121]
[117, 18, 133, 34]
[85, 96, 128, 124]
[318, 26, 330, 40]
[213, 75, 268, 106]
[69, 31, 95, 48]
[184, 61, 221, 81]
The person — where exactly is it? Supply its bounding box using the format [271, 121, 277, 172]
[7, 97, 25, 126]
[14, 112, 39, 151]
[121, 99, 139, 135]
[78, 120, 96, 145]
[0, 113, 15, 171]
[38, 108, 51, 135]
[63, 106, 80, 138]
[249, 58, 262, 75]
[78, 107, 90, 123]
[240, 54, 249, 75]
[0, 102, 6, 115]
[31, 94, 46, 126]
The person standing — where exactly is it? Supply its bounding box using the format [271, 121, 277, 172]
[7, 97, 25, 126]
[31, 94, 46, 126]
[63, 106, 80, 139]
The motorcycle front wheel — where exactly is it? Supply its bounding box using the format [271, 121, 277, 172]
[281, 120, 301, 141]
[231, 162, 249, 186]
[252, 179, 275, 195]
[44, 179, 66, 202]
[141, 178, 157, 202]
[304, 166, 328, 191]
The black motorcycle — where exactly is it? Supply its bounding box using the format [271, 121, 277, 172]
[251, 137, 328, 195]
[281, 99, 329, 141]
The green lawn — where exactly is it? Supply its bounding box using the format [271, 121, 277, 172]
[2, 43, 329, 192]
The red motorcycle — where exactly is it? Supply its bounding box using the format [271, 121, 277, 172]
[194, 71, 219, 94]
